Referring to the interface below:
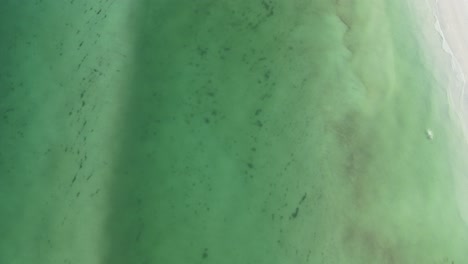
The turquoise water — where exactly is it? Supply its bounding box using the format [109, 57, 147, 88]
[1, 0, 467, 263]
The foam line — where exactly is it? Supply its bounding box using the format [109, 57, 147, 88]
[426, 0, 468, 142]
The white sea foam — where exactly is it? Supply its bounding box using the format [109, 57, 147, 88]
[425, 0, 468, 226]
[427, 0, 468, 141]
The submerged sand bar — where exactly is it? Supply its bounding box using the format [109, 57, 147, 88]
[0, 0, 467, 263]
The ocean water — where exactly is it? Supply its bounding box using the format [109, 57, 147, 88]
[0, 0, 467, 263]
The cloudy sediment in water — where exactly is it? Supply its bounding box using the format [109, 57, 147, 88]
[1, 0, 467, 263]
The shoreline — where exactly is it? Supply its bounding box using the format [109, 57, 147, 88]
[409, 0, 468, 226]
[1, 0, 468, 262]
[428, 0, 468, 227]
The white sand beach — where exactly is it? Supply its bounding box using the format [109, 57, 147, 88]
[433, 0, 468, 126]
[437, 0, 468, 229]
[416, 0, 468, 227]
[2, 0, 468, 263]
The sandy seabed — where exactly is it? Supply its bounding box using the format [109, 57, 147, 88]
[1, 0, 468, 263]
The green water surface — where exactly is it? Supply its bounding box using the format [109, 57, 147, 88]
[0, 0, 467, 263]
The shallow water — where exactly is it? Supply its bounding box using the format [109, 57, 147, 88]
[0, 0, 467, 263]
